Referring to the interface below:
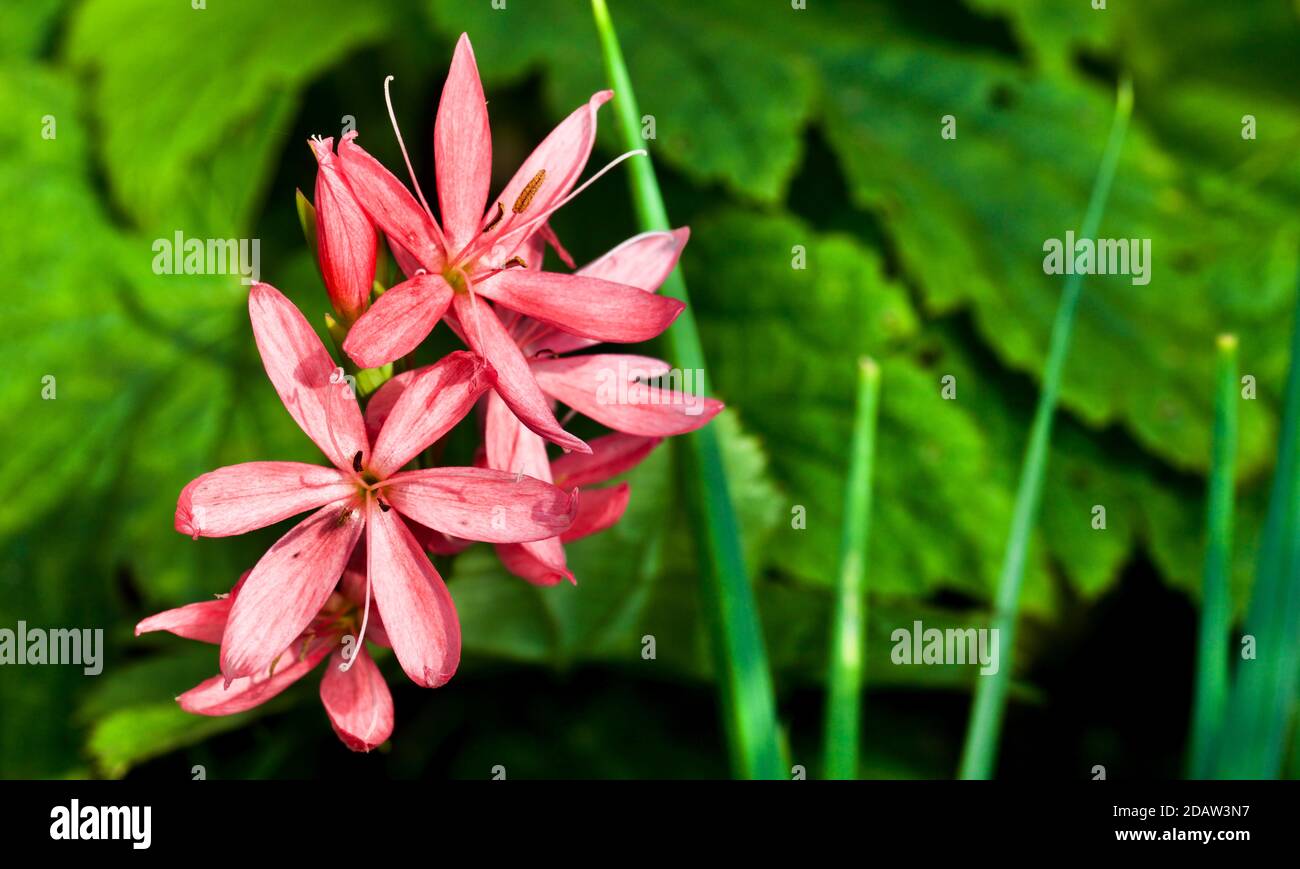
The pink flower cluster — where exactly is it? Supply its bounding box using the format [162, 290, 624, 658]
[138, 34, 721, 751]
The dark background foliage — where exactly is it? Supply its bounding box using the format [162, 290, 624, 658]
[1, 0, 1297, 778]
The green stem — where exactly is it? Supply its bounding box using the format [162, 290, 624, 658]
[591, 0, 784, 779]
[958, 77, 1134, 779]
[823, 358, 881, 779]
[1188, 335, 1238, 778]
[1217, 273, 1300, 778]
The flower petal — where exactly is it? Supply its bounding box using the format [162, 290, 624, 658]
[135, 598, 232, 644]
[249, 283, 370, 472]
[435, 33, 493, 252]
[342, 272, 454, 369]
[551, 433, 662, 488]
[477, 91, 612, 261]
[370, 351, 495, 477]
[338, 562, 391, 648]
[530, 354, 724, 436]
[530, 228, 690, 354]
[562, 482, 631, 542]
[365, 501, 460, 688]
[363, 369, 414, 444]
[495, 540, 572, 587]
[453, 294, 589, 453]
[175, 461, 353, 538]
[578, 227, 691, 288]
[311, 136, 377, 323]
[220, 500, 364, 681]
[483, 390, 553, 482]
[384, 467, 577, 543]
[477, 268, 684, 343]
[320, 646, 394, 752]
[181, 636, 332, 716]
[337, 131, 446, 271]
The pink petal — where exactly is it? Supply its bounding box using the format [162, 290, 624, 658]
[551, 433, 662, 488]
[530, 228, 690, 354]
[365, 500, 460, 688]
[483, 390, 553, 482]
[476, 269, 684, 343]
[135, 598, 232, 644]
[370, 351, 495, 478]
[478, 91, 612, 262]
[320, 646, 394, 752]
[578, 228, 691, 288]
[249, 284, 370, 473]
[383, 467, 577, 543]
[338, 564, 391, 648]
[530, 354, 724, 437]
[453, 294, 589, 453]
[175, 461, 353, 538]
[342, 272, 454, 369]
[562, 483, 631, 542]
[180, 636, 332, 716]
[363, 368, 415, 444]
[435, 34, 493, 252]
[495, 540, 573, 586]
[220, 500, 365, 681]
[337, 131, 446, 271]
[310, 136, 378, 323]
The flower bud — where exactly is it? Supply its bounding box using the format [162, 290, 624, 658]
[310, 136, 377, 324]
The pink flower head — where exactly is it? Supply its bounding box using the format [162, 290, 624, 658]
[405, 230, 723, 584]
[136, 566, 395, 752]
[332, 33, 685, 454]
[174, 283, 577, 689]
[309, 136, 378, 324]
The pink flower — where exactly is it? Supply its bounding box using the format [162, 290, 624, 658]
[136, 566, 395, 752]
[509, 229, 724, 437]
[309, 136, 377, 324]
[397, 230, 723, 584]
[332, 33, 685, 454]
[175, 283, 577, 689]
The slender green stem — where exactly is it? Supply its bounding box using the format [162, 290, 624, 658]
[591, 0, 784, 779]
[1216, 273, 1300, 778]
[1188, 335, 1238, 778]
[958, 78, 1134, 779]
[823, 358, 881, 779]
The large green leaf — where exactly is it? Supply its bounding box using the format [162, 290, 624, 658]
[426, 0, 818, 204]
[684, 209, 1059, 611]
[66, 0, 395, 234]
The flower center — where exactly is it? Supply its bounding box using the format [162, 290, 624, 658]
[443, 264, 472, 294]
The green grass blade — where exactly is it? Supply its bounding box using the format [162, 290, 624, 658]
[590, 0, 784, 779]
[1216, 276, 1300, 778]
[958, 77, 1134, 779]
[823, 358, 882, 780]
[1187, 334, 1239, 778]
